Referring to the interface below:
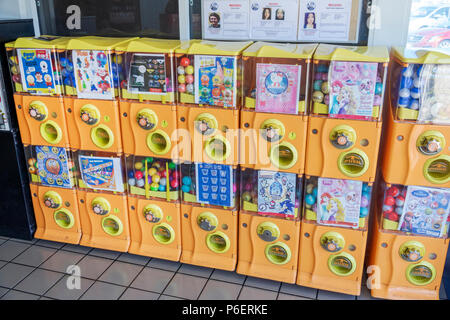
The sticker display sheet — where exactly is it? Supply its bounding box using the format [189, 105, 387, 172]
[72, 50, 114, 100]
[328, 61, 378, 120]
[194, 55, 237, 107]
[418, 64, 450, 125]
[298, 0, 352, 42]
[255, 63, 301, 114]
[203, 0, 250, 40]
[249, 0, 299, 41]
[17, 49, 57, 94]
[79, 155, 124, 193]
[36, 146, 72, 189]
[0, 80, 9, 130]
[317, 177, 362, 229]
[398, 186, 450, 238]
[257, 170, 297, 218]
[128, 53, 167, 95]
[195, 163, 234, 207]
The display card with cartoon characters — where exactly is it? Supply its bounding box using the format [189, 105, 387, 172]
[194, 55, 237, 108]
[317, 177, 362, 229]
[36, 146, 73, 189]
[79, 155, 124, 193]
[398, 186, 450, 238]
[128, 53, 168, 95]
[257, 170, 297, 218]
[72, 50, 114, 100]
[195, 163, 234, 207]
[17, 49, 57, 95]
[328, 61, 377, 120]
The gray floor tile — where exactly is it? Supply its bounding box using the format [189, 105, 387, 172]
[1, 290, 40, 300]
[39, 296, 55, 300]
[238, 286, 278, 300]
[179, 264, 214, 278]
[164, 273, 207, 300]
[9, 238, 39, 245]
[12, 245, 57, 267]
[98, 261, 143, 286]
[80, 281, 126, 300]
[45, 275, 95, 300]
[130, 267, 174, 293]
[211, 269, 246, 285]
[278, 293, 313, 300]
[117, 252, 151, 266]
[0, 236, 9, 240]
[159, 295, 184, 300]
[0, 239, 5, 246]
[317, 289, 356, 300]
[0, 261, 6, 269]
[147, 258, 181, 272]
[199, 279, 242, 300]
[62, 244, 92, 255]
[119, 288, 159, 300]
[40, 250, 85, 273]
[89, 248, 121, 260]
[0, 263, 34, 288]
[357, 285, 381, 300]
[76, 255, 114, 280]
[15, 268, 64, 296]
[279, 282, 318, 299]
[0, 240, 31, 261]
[36, 239, 65, 249]
[244, 276, 281, 292]
[0, 286, 8, 298]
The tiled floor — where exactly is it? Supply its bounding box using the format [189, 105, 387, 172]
[0, 236, 447, 300]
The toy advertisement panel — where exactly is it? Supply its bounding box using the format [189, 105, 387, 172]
[36, 146, 73, 189]
[328, 61, 377, 120]
[79, 155, 124, 193]
[194, 55, 237, 108]
[17, 49, 57, 94]
[257, 170, 297, 218]
[398, 186, 450, 238]
[72, 50, 113, 100]
[418, 64, 450, 125]
[128, 53, 167, 95]
[195, 163, 234, 207]
[317, 177, 362, 229]
[255, 63, 301, 114]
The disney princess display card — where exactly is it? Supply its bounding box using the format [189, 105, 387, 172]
[17, 49, 57, 95]
[398, 186, 450, 238]
[79, 155, 124, 193]
[328, 61, 378, 120]
[72, 50, 114, 100]
[128, 53, 168, 95]
[195, 163, 234, 207]
[257, 171, 297, 218]
[194, 55, 237, 108]
[317, 177, 362, 229]
[255, 63, 301, 114]
[35, 146, 72, 189]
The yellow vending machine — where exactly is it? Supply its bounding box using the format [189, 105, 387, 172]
[368, 47, 450, 300]
[298, 44, 389, 296]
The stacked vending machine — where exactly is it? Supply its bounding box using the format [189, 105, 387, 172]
[175, 40, 252, 270]
[368, 48, 449, 300]
[61, 37, 135, 252]
[298, 44, 389, 295]
[116, 38, 183, 261]
[6, 37, 82, 244]
[237, 42, 316, 283]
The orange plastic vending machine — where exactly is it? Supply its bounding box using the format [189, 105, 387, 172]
[368, 48, 450, 300]
[180, 162, 239, 270]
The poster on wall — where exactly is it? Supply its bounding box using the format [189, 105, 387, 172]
[202, 0, 250, 40]
[249, 0, 299, 41]
[298, 0, 353, 42]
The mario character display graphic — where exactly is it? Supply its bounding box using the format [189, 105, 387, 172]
[398, 186, 450, 238]
[128, 53, 168, 95]
[79, 155, 124, 193]
[72, 50, 114, 99]
[35, 146, 73, 188]
[317, 178, 363, 229]
[194, 55, 236, 107]
[255, 63, 301, 114]
[329, 61, 378, 120]
[17, 49, 57, 94]
[257, 171, 297, 218]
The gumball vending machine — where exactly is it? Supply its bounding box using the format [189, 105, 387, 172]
[238, 169, 303, 283]
[180, 163, 238, 270]
[368, 48, 450, 300]
[298, 45, 389, 296]
[125, 156, 182, 261]
[175, 40, 252, 164]
[240, 42, 316, 173]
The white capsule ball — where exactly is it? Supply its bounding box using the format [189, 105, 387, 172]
[403, 66, 414, 78]
[128, 178, 136, 186]
[177, 66, 185, 75]
[399, 88, 411, 98]
[186, 83, 194, 93]
[137, 179, 145, 187]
